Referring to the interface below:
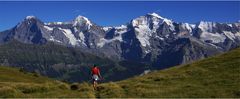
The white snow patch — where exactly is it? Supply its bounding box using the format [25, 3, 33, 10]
[78, 31, 86, 45]
[97, 35, 124, 48]
[132, 13, 170, 32]
[200, 32, 226, 43]
[163, 19, 172, 25]
[148, 13, 163, 19]
[134, 24, 152, 47]
[185, 23, 192, 32]
[49, 36, 62, 43]
[103, 27, 112, 31]
[45, 22, 70, 25]
[97, 38, 107, 48]
[115, 25, 127, 30]
[208, 43, 220, 49]
[97, 25, 128, 48]
[132, 16, 159, 47]
[73, 27, 78, 32]
[223, 31, 235, 41]
[115, 25, 127, 34]
[26, 16, 35, 19]
[97, 26, 127, 48]
[234, 32, 240, 39]
[59, 28, 78, 45]
[190, 24, 196, 28]
[165, 34, 170, 38]
[162, 19, 175, 31]
[198, 21, 228, 43]
[156, 36, 164, 40]
[97, 38, 121, 48]
[145, 49, 151, 54]
[132, 16, 148, 27]
[132, 13, 176, 46]
[54, 22, 63, 24]
[44, 26, 53, 31]
[60, 27, 86, 46]
[146, 13, 175, 31]
[151, 17, 161, 32]
[181, 23, 193, 33]
[227, 24, 233, 27]
[198, 21, 216, 32]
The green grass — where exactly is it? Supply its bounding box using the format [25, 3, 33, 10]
[0, 48, 240, 98]
[0, 66, 95, 98]
[97, 48, 240, 98]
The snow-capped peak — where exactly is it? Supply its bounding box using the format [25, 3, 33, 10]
[146, 13, 174, 24]
[198, 21, 216, 32]
[75, 15, 90, 21]
[73, 15, 93, 29]
[147, 13, 163, 19]
[20, 15, 41, 26]
[131, 13, 176, 48]
[132, 12, 174, 30]
[25, 16, 36, 20]
[146, 13, 174, 26]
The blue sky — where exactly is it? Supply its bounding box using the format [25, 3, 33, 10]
[0, 1, 239, 31]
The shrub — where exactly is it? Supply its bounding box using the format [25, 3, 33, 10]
[19, 68, 27, 74]
[70, 83, 79, 90]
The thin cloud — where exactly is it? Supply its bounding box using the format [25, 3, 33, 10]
[73, 9, 87, 16]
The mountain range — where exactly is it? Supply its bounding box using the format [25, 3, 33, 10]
[0, 13, 239, 82]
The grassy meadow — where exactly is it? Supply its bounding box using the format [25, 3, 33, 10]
[0, 48, 239, 98]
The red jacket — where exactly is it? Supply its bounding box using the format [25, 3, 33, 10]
[91, 67, 100, 75]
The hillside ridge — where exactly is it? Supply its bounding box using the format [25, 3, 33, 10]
[0, 47, 239, 98]
[96, 47, 240, 98]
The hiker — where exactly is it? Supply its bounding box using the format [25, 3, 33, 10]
[91, 64, 102, 90]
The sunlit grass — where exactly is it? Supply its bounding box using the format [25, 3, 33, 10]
[97, 48, 240, 98]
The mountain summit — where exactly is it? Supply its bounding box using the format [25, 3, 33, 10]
[73, 15, 93, 30]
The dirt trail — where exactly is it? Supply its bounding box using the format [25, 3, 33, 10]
[94, 87, 102, 98]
